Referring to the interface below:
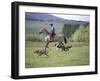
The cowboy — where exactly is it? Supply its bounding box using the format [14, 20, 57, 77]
[50, 24, 55, 40]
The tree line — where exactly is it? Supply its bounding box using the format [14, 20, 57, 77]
[62, 23, 89, 42]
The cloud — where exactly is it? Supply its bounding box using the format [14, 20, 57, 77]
[50, 14, 90, 22]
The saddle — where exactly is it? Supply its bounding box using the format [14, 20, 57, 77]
[50, 32, 56, 41]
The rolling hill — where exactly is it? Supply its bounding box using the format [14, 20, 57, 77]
[25, 12, 89, 35]
[25, 12, 89, 25]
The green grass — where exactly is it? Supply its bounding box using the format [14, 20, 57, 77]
[25, 41, 89, 68]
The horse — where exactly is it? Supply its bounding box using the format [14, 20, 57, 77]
[39, 28, 67, 50]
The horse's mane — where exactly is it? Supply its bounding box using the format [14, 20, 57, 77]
[43, 28, 50, 34]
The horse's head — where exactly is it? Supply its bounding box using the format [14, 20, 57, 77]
[39, 28, 44, 34]
[39, 28, 50, 35]
[39, 29, 42, 34]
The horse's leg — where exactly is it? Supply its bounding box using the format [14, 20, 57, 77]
[45, 41, 49, 50]
[45, 52, 49, 57]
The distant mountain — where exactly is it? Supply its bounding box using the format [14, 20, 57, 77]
[25, 12, 89, 25]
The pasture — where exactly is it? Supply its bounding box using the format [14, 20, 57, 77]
[25, 41, 89, 68]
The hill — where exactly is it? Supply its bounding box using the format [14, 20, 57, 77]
[25, 12, 89, 36]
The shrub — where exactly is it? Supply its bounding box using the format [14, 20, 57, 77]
[71, 25, 89, 42]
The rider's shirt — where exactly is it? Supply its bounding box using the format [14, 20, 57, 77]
[50, 26, 55, 33]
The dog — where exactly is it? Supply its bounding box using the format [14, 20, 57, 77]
[55, 42, 72, 51]
[34, 49, 48, 57]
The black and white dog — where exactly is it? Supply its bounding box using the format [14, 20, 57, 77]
[55, 42, 72, 51]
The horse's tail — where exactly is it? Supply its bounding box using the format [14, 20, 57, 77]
[63, 37, 67, 44]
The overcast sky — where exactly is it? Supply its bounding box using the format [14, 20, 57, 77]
[50, 14, 90, 22]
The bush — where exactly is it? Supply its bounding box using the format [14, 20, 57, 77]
[62, 24, 79, 38]
[71, 25, 89, 42]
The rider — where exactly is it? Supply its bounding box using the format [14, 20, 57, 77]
[50, 24, 55, 40]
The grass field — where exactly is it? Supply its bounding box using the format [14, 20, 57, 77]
[25, 41, 89, 68]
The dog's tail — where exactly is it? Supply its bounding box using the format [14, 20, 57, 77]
[63, 37, 67, 44]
